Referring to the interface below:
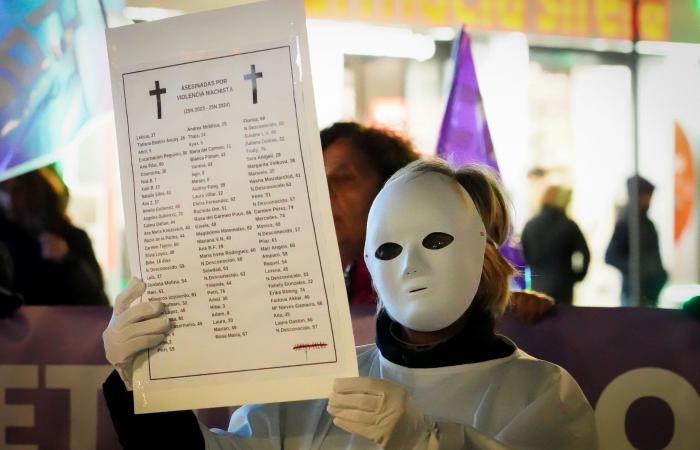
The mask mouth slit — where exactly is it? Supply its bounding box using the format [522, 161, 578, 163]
[409, 287, 427, 293]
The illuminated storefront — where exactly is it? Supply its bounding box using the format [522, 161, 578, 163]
[302, 0, 700, 307]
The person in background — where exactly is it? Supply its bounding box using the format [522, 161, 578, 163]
[521, 185, 590, 305]
[0, 167, 108, 306]
[101, 159, 596, 449]
[605, 175, 667, 307]
[321, 122, 419, 305]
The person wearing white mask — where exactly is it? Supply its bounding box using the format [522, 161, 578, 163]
[102, 158, 596, 449]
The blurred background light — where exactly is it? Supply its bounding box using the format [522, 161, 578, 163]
[428, 27, 458, 42]
[306, 20, 435, 62]
[636, 40, 700, 57]
[659, 284, 700, 309]
[123, 6, 182, 22]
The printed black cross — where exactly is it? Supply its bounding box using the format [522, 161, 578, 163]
[243, 64, 263, 104]
[149, 80, 167, 119]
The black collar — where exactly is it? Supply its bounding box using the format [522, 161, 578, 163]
[375, 307, 514, 368]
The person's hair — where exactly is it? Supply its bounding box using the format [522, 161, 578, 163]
[320, 121, 420, 184]
[541, 185, 572, 211]
[382, 158, 516, 317]
[626, 175, 655, 195]
[0, 166, 70, 232]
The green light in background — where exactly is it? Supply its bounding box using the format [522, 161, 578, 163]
[524, 266, 532, 292]
[682, 295, 700, 319]
[120, 277, 130, 290]
[682, 295, 699, 306]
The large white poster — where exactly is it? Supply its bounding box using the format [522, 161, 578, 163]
[107, 0, 357, 413]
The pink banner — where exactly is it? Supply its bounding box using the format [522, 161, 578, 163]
[1, 306, 699, 449]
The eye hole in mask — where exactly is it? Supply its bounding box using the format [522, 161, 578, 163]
[375, 242, 403, 260]
[422, 232, 454, 250]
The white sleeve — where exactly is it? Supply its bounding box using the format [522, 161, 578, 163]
[200, 404, 283, 450]
[420, 369, 597, 450]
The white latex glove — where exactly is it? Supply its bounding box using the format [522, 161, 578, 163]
[327, 377, 432, 450]
[102, 277, 170, 390]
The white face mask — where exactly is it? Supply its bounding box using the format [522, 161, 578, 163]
[364, 172, 486, 332]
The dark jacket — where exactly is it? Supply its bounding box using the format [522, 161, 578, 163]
[605, 206, 667, 306]
[521, 206, 590, 305]
[103, 370, 204, 449]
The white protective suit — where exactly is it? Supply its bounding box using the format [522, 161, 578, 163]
[201, 342, 597, 450]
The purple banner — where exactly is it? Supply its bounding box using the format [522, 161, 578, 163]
[0, 307, 116, 450]
[2, 306, 699, 449]
[436, 27, 525, 287]
[436, 27, 498, 172]
[499, 306, 700, 450]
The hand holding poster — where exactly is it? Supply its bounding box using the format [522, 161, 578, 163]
[107, 0, 357, 414]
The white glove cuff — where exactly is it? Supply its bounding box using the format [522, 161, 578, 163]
[116, 364, 134, 392]
[424, 421, 466, 450]
[389, 414, 433, 450]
